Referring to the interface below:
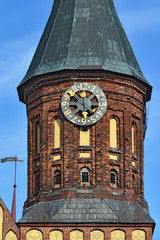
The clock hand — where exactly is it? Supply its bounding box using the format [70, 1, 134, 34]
[82, 112, 88, 120]
[67, 90, 75, 97]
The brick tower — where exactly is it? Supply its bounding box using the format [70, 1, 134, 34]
[17, 0, 154, 239]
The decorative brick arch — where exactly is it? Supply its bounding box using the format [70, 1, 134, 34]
[70, 230, 84, 240]
[111, 230, 125, 240]
[49, 230, 63, 240]
[26, 229, 43, 240]
[5, 230, 18, 240]
[132, 230, 145, 240]
[90, 230, 104, 240]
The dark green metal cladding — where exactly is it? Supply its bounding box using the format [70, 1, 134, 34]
[18, 0, 152, 101]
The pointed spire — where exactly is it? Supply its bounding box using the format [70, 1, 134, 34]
[18, 0, 152, 102]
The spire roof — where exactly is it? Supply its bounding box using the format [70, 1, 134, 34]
[18, 0, 152, 100]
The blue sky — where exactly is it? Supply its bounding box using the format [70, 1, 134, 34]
[0, 0, 160, 239]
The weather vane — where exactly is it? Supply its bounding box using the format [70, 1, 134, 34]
[1, 156, 23, 221]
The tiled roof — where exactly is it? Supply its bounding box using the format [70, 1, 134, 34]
[19, 198, 154, 224]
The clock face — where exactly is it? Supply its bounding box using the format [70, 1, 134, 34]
[61, 83, 107, 126]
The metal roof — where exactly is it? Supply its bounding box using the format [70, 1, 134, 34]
[18, 0, 152, 101]
[18, 198, 154, 224]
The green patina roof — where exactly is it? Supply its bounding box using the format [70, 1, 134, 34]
[18, 0, 152, 101]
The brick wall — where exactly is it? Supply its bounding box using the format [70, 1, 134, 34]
[21, 71, 148, 211]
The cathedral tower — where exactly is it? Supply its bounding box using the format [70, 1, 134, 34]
[17, 0, 154, 239]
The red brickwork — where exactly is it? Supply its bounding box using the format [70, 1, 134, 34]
[18, 224, 153, 240]
[0, 197, 19, 239]
[21, 71, 148, 211]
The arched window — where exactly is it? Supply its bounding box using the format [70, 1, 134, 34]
[0, 206, 3, 240]
[54, 119, 61, 149]
[90, 230, 104, 240]
[70, 230, 83, 240]
[111, 230, 125, 240]
[26, 229, 42, 240]
[80, 168, 90, 183]
[35, 122, 40, 154]
[50, 230, 63, 240]
[110, 170, 117, 187]
[132, 230, 145, 240]
[110, 118, 117, 148]
[54, 170, 61, 185]
[5, 231, 18, 240]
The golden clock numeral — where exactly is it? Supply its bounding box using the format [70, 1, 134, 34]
[71, 116, 78, 123]
[82, 118, 86, 125]
[62, 102, 69, 106]
[91, 116, 96, 123]
[82, 83, 88, 90]
[72, 85, 78, 92]
[64, 110, 71, 115]
[64, 93, 70, 99]
[97, 110, 103, 116]
[99, 102, 107, 106]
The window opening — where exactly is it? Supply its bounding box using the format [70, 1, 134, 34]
[55, 170, 61, 185]
[81, 168, 90, 183]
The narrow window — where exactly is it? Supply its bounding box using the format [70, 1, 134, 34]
[35, 122, 40, 154]
[110, 118, 117, 148]
[81, 168, 90, 183]
[54, 119, 61, 148]
[132, 124, 135, 154]
[80, 127, 90, 146]
[110, 170, 117, 187]
[132, 175, 137, 193]
[54, 170, 61, 185]
[35, 170, 40, 193]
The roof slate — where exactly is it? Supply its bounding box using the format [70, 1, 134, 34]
[18, 0, 151, 97]
[18, 198, 154, 224]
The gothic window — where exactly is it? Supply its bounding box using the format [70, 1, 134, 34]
[132, 175, 137, 194]
[0, 206, 3, 240]
[35, 122, 40, 154]
[81, 168, 90, 183]
[54, 170, 61, 185]
[110, 118, 118, 148]
[80, 127, 90, 146]
[54, 119, 61, 149]
[70, 230, 83, 240]
[110, 170, 117, 187]
[26, 230, 42, 240]
[111, 230, 125, 240]
[132, 123, 137, 155]
[132, 230, 145, 240]
[90, 230, 104, 240]
[50, 230, 63, 240]
[5, 231, 18, 240]
[35, 170, 40, 193]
